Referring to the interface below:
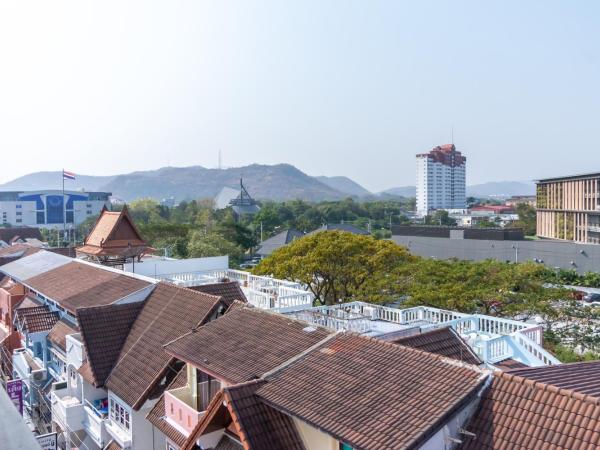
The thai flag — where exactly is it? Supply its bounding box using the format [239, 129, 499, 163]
[63, 170, 76, 180]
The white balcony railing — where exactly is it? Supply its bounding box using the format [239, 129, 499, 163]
[12, 348, 46, 385]
[51, 388, 85, 431]
[106, 420, 132, 449]
[160, 269, 314, 311]
[83, 400, 109, 448]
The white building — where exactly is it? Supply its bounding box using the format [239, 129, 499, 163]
[0, 190, 111, 229]
[416, 144, 466, 217]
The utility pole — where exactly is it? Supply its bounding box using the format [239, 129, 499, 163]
[260, 221, 263, 243]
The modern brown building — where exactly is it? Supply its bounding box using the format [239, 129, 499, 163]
[536, 172, 600, 244]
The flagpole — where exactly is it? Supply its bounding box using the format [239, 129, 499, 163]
[62, 168, 66, 246]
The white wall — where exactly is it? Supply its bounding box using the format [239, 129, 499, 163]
[124, 256, 229, 278]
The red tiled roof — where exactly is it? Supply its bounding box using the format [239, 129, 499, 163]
[182, 380, 304, 450]
[105, 441, 123, 450]
[146, 368, 188, 447]
[459, 371, 600, 449]
[257, 333, 486, 450]
[0, 228, 43, 244]
[506, 360, 600, 398]
[22, 310, 60, 333]
[24, 261, 151, 313]
[189, 281, 247, 308]
[224, 380, 305, 450]
[105, 282, 224, 409]
[47, 319, 79, 351]
[165, 305, 332, 384]
[77, 301, 145, 387]
[0, 243, 42, 265]
[77, 206, 149, 257]
[14, 305, 49, 326]
[391, 327, 482, 365]
[493, 357, 528, 371]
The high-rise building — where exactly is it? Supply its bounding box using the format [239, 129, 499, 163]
[536, 172, 600, 244]
[416, 144, 466, 216]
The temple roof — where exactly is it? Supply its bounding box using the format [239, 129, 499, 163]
[77, 206, 151, 258]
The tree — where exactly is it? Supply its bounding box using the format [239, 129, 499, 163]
[513, 203, 536, 236]
[254, 230, 414, 305]
[425, 210, 456, 226]
[187, 231, 243, 264]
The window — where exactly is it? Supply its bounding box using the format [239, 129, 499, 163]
[86, 203, 92, 208]
[16, 212, 22, 216]
[66, 211, 74, 223]
[87, 210, 93, 215]
[110, 398, 131, 431]
[36, 212, 45, 224]
[340, 444, 353, 450]
[16, 204, 22, 209]
[16, 219, 22, 223]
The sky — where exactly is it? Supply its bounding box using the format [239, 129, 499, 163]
[0, 1, 599, 192]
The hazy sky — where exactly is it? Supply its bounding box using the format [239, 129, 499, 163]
[1, 1, 598, 192]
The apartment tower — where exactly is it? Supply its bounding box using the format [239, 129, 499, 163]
[416, 144, 466, 217]
[536, 172, 600, 244]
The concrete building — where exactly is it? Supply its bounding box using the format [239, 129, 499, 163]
[536, 172, 600, 244]
[416, 144, 466, 217]
[0, 190, 111, 229]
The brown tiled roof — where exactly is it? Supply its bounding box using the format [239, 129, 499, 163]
[46, 247, 77, 258]
[14, 305, 49, 325]
[77, 206, 149, 257]
[391, 327, 482, 365]
[459, 371, 600, 449]
[182, 380, 304, 450]
[77, 301, 145, 387]
[165, 305, 332, 384]
[189, 281, 247, 308]
[493, 357, 528, 371]
[506, 360, 600, 398]
[225, 380, 305, 450]
[24, 261, 151, 313]
[47, 319, 79, 351]
[0, 228, 43, 244]
[105, 441, 123, 450]
[146, 368, 188, 447]
[106, 282, 224, 409]
[257, 333, 486, 450]
[22, 310, 60, 333]
[0, 243, 42, 265]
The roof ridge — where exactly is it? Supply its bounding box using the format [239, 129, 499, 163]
[497, 371, 600, 406]
[358, 331, 487, 374]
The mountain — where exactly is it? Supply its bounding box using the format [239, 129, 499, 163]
[466, 181, 535, 198]
[315, 176, 371, 197]
[379, 186, 416, 198]
[0, 164, 349, 202]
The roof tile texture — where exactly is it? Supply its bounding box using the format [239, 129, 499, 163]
[105, 282, 222, 408]
[460, 372, 600, 449]
[507, 361, 600, 398]
[225, 380, 305, 450]
[257, 333, 486, 450]
[25, 261, 150, 313]
[77, 301, 145, 387]
[189, 281, 247, 308]
[47, 319, 79, 351]
[165, 305, 332, 384]
[392, 327, 482, 365]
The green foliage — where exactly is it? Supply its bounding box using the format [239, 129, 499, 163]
[254, 231, 415, 305]
[424, 210, 457, 226]
[541, 268, 600, 288]
[187, 231, 244, 264]
[512, 203, 536, 236]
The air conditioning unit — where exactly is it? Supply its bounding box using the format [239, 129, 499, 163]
[31, 369, 47, 382]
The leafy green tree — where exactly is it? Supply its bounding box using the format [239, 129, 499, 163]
[187, 231, 243, 264]
[425, 210, 457, 226]
[254, 231, 414, 305]
[513, 203, 537, 236]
